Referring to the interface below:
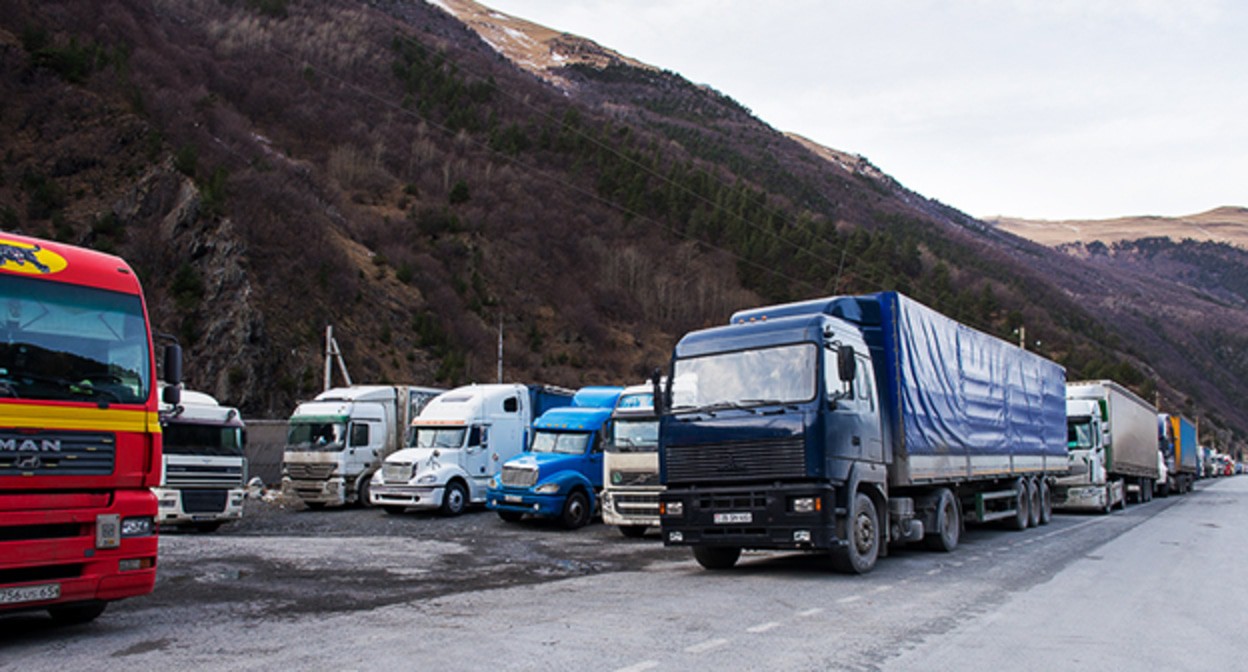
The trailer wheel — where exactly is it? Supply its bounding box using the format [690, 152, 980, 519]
[560, 490, 592, 530]
[923, 488, 960, 553]
[1039, 480, 1053, 525]
[693, 545, 741, 570]
[831, 492, 879, 574]
[618, 525, 648, 539]
[1026, 478, 1041, 528]
[48, 601, 107, 625]
[1006, 478, 1030, 530]
[440, 480, 467, 517]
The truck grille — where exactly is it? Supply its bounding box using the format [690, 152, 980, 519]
[166, 464, 244, 488]
[181, 489, 227, 514]
[614, 493, 660, 510]
[611, 470, 660, 487]
[501, 465, 537, 487]
[382, 462, 412, 483]
[665, 437, 806, 484]
[285, 463, 335, 481]
[0, 430, 115, 476]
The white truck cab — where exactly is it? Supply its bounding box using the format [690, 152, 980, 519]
[155, 389, 246, 532]
[602, 384, 662, 538]
[370, 384, 573, 515]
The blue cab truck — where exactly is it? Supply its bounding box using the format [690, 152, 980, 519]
[487, 386, 624, 529]
[654, 292, 1068, 574]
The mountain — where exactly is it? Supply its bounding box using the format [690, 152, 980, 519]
[0, 0, 1243, 452]
[987, 207, 1248, 249]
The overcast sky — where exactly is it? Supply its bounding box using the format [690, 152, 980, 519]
[481, 0, 1245, 221]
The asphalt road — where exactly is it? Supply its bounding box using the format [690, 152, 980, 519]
[2, 479, 1244, 671]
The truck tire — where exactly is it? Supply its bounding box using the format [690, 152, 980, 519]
[693, 545, 741, 570]
[497, 510, 524, 523]
[1100, 485, 1113, 515]
[440, 480, 467, 517]
[618, 525, 648, 539]
[831, 492, 879, 574]
[356, 477, 373, 508]
[560, 490, 592, 530]
[923, 488, 960, 553]
[1026, 478, 1041, 528]
[1142, 479, 1153, 502]
[48, 601, 107, 625]
[1006, 478, 1030, 530]
[1039, 479, 1053, 525]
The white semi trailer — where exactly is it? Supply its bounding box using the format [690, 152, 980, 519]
[1054, 379, 1160, 512]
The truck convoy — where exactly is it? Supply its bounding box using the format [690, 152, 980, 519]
[282, 385, 442, 508]
[1159, 413, 1198, 495]
[487, 386, 624, 529]
[0, 232, 181, 624]
[1054, 380, 1160, 512]
[655, 291, 1067, 574]
[369, 383, 574, 515]
[602, 384, 662, 538]
[156, 389, 247, 532]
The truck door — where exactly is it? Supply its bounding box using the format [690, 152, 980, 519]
[825, 350, 883, 463]
[490, 393, 526, 468]
[583, 426, 606, 488]
[346, 421, 379, 472]
[465, 425, 491, 478]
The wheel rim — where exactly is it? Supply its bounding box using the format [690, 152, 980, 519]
[447, 486, 464, 512]
[568, 495, 587, 524]
[854, 510, 876, 554]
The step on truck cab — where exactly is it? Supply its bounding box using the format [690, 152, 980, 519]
[369, 384, 574, 515]
[1054, 380, 1160, 512]
[656, 292, 1067, 574]
[282, 385, 442, 508]
[155, 389, 247, 532]
[0, 232, 181, 624]
[602, 384, 662, 538]
[487, 386, 624, 529]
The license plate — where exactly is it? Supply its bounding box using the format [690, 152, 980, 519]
[713, 512, 752, 524]
[0, 583, 61, 606]
[504, 495, 522, 503]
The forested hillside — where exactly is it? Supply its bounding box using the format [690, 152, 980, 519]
[0, 0, 1242, 450]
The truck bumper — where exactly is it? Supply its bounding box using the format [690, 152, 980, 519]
[282, 477, 348, 507]
[153, 487, 244, 527]
[486, 489, 565, 518]
[603, 488, 661, 528]
[370, 483, 443, 511]
[1053, 484, 1110, 510]
[660, 483, 839, 550]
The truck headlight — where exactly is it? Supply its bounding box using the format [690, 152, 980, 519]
[417, 474, 438, 484]
[791, 497, 819, 513]
[662, 501, 683, 517]
[121, 516, 155, 538]
[490, 475, 501, 489]
[535, 483, 560, 494]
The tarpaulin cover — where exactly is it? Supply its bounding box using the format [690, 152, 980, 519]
[850, 292, 1067, 461]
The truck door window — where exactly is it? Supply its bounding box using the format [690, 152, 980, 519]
[467, 426, 481, 447]
[856, 355, 874, 411]
[503, 396, 519, 413]
[349, 423, 370, 447]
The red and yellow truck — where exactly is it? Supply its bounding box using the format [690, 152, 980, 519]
[0, 231, 180, 624]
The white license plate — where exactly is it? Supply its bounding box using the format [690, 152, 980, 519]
[713, 512, 753, 524]
[504, 495, 523, 503]
[0, 583, 61, 605]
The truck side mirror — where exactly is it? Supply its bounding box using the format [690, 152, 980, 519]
[162, 383, 181, 406]
[838, 345, 856, 383]
[163, 343, 183, 385]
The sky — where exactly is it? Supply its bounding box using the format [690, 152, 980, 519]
[480, 0, 1246, 221]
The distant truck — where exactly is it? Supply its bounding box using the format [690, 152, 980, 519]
[487, 386, 624, 529]
[602, 384, 661, 538]
[1158, 413, 1198, 494]
[1054, 380, 1160, 512]
[156, 389, 247, 531]
[282, 385, 442, 508]
[655, 292, 1068, 574]
[369, 384, 574, 515]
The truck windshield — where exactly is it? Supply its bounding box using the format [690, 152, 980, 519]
[671, 343, 816, 411]
[0, 274, 150, 404]
[1067, 418, 1095, 450]
[410, 427, 466, 449]
[286, 421, 346, 451]
[531, 430, 590, 455]
[164, 422, 245, 457]
[609, 419, 658, 453]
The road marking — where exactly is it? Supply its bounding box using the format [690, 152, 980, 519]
[615, 662, 660, 672]
[837, 595, 862, 604]
[747, 622, 781, 633]
[873, 584, 893, 593]
[798, 608, 824, 617]
[685, 638, 729, 654]
[926, 568, 941, 576]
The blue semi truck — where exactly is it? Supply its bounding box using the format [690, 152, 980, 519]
[487, 386, 624, 529]
[654, 291, 1068, 574]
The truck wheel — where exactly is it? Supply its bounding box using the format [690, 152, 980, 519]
[831, 492, 879, 574]
[440, 481, 467, 517]
[693, 545, 741, 570]
[1143, 479, 1153, 502]
[560, 490, 592, 530]
[923, 488, 960, 553]
[1157, 481, 1170, 498]
[356, 477, 373, 508]
[1039, 479, 1053, 525]
[1006, 478, 1030, 530]
[618, 525, 648, 539]
[1026, 478, 1041, 528]
[48, 601, 107, 625]
[1100, 486, 1113, 515]
[497, 510, 524, 523]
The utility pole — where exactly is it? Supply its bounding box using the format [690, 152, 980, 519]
[496, 314, 504, 384]
[323, 325, 352, 391]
